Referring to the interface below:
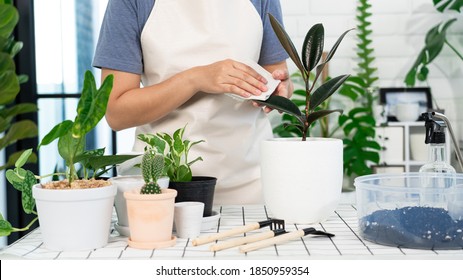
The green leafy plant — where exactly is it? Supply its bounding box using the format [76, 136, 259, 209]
[337, 0, 381, 178]
[140, 149, 164, 194]
[0, 70, 138, 237]
[255, 14, 352, 140]
[0, 1, 38, 170]
[405, 0, 463, 86]
[138, 125, 204, 182]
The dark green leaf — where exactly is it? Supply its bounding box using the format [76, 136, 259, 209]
[302, 23, 324, 71]
[306, 109, 343, 128]
[0, 69, 19, 104]
[58, 129, 85, 166]
[309, 74, 350, 110]
[268, 13, 306, 75]
[313, 28, 354, 84]
[0, 4, 18, 38]
[175, 164, 192, 182]
[433, 0, 463, 12]
[38, 120, 73, 148]
[254, 95, 303, 123]
[21, 171, 36, 214]
[72, 71, 113, 138]
[0, 218, 13, 237]
[0, 103, 37, 119]
[86, 154, 139, 173]
[0, 120, 37, 150]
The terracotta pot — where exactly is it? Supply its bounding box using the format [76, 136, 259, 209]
[261, 137, 343, 224]
[168, 176, 216, 217]
[32, 182, 116, 251]
[109, 175, 169, 236]
[124, 188, 177, 249]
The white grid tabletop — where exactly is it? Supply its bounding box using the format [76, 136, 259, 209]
[1, 203, 463, 260]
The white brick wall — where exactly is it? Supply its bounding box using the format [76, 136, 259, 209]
[279, 0, 463, 140]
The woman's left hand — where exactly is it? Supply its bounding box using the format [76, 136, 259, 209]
[252, 61, 294, 113]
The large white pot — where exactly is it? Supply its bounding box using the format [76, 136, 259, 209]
[32, 183, 116, 251]
[261, 137, 343, 224]
[109, 175, 169, 236]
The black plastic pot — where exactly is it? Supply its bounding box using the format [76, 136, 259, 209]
[168, 176, 217, 217]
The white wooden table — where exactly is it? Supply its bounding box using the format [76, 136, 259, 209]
[1, 203, 462, 260]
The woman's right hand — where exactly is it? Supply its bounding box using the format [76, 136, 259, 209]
[191, 59, 268, 98]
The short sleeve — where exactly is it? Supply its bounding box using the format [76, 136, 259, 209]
[92, 0, 152, 74]
[257, 0, 289, 66]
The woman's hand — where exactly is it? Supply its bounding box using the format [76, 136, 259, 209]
[192, 59, 269, 98]
[253, 61, 294, 113]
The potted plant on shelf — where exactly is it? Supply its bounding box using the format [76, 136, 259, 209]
[124, 149, 177, 249]
[138, 125, 217, 218]
[253, 14, 352, 224]
[0, 71, 137, 251]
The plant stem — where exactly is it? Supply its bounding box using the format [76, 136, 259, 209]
[445, 40, 463, 61]
[12, 216, 38, 233]
[37, 172, 66, 179]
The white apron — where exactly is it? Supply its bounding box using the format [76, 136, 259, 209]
[133, 0, 273, 205]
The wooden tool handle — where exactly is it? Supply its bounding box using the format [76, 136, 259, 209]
[192, 223, 260, 246]
[239, 230, 304, 253]
[210, 231, 275, 252]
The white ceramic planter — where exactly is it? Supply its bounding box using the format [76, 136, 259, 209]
[261, 137, 343, 224]
[32, 183, 116, 251]
[109, 175, 169, 236]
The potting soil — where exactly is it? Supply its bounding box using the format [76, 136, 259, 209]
[360, 206, 463, 249]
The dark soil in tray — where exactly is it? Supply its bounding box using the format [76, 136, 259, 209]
[360, 206, 463, 249]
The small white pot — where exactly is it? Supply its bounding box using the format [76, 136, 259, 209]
[261, 137, 343, 224]
[109, 175, 169, 236]
[32, 183, 116, 251]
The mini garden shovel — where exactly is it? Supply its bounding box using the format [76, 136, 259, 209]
[238, 227, 334, 253]
[192, 218, 284, 246]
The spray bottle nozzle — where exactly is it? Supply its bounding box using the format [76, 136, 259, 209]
[421, 112, 446, 144]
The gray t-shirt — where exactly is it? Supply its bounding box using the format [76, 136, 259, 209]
[93, 0, 288, 75]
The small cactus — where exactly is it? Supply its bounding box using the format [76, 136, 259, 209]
[140, 150, 164, 194]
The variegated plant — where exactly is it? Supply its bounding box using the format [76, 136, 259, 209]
[138, 125, 204, 182]
[255, 14, 353, 141]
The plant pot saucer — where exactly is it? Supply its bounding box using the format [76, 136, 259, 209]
[114, 223, 130, 237]
[127, 236, 177, 249]
[202, 211, 220, 231]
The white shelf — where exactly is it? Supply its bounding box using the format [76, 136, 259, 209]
[376, 122, 451, 172]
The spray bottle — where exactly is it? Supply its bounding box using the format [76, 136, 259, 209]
[419, 112, 455, 174]
[419, 112, 463, 220]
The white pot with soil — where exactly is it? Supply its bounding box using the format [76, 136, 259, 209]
[32, 181, 116, 251]
[261, 137, 343, 224]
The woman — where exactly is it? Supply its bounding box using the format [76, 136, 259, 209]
[93, 0, 293, 204]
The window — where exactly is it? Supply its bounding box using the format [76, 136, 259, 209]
[33, 0, 117, 178]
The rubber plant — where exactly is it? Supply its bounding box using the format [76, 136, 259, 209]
[337, 0, 381, 179]
[405, 0, 463, 86]
[0, 1, 38, 171]
[255, 14, 352, 140]
[138, 125, 204, 182]
[0, 71, 138, 237]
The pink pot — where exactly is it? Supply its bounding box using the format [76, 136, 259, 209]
[124, 188, 177, 249]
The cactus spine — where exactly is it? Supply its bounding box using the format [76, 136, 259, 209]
[140, 150, 164, 194]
